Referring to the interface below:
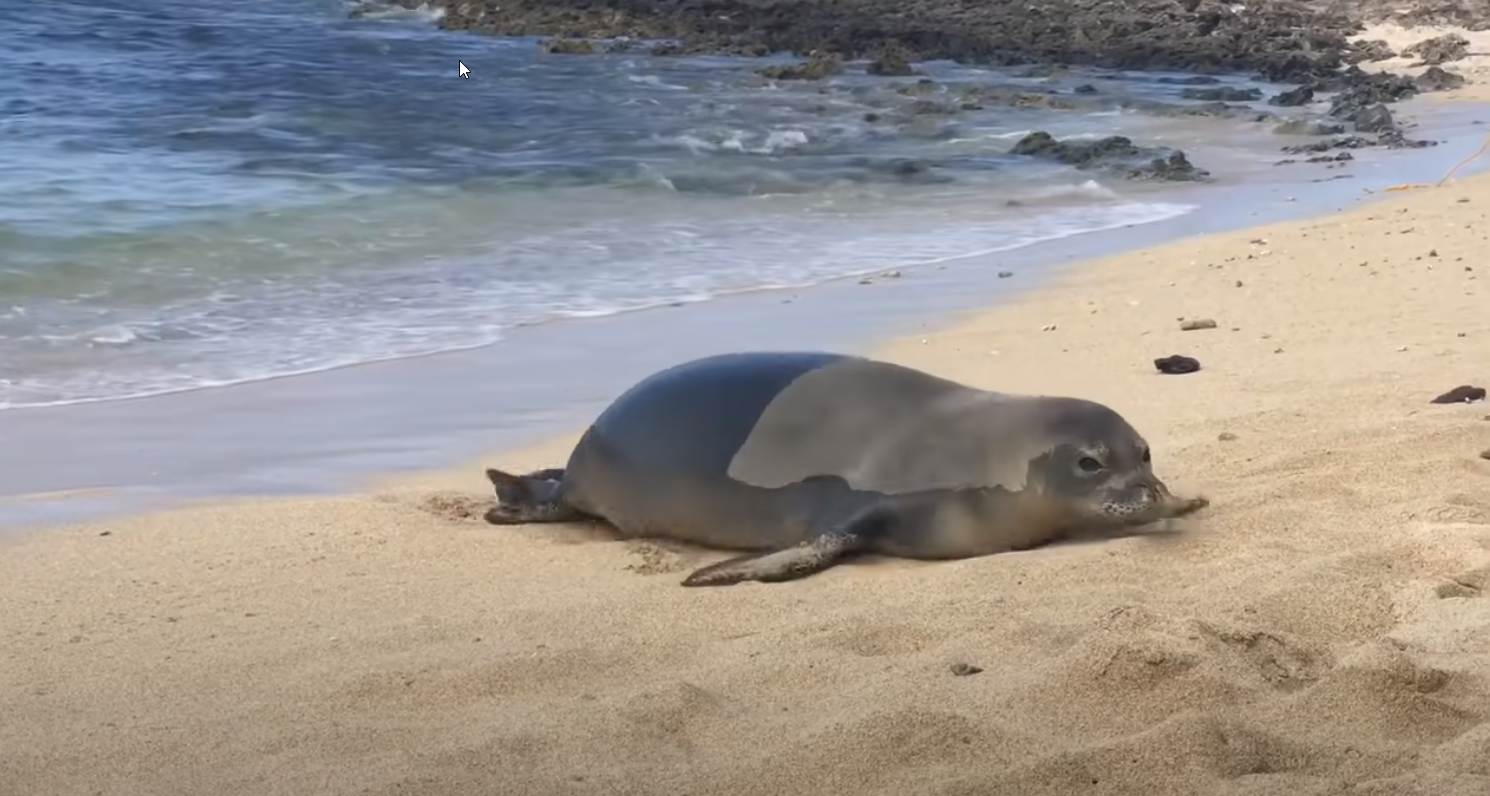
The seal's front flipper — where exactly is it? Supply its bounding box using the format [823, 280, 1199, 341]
[483, 467, 585, 525]
[680, 505, 892, 587]
[680, 532, 862, 587]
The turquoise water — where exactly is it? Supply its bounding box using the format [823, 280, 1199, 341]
[1, 0, 1324, 409]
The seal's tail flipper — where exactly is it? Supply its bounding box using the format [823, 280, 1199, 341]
[681, 531, 863, 587]
[482, 467, 584, 525]
[485, 467, 564, 503]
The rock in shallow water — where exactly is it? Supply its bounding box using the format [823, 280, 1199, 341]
[757, 52, 844, 81]
[1179, 87, 1263, 102]
[1009, 132, 1210, 182]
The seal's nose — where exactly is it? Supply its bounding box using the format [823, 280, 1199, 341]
[1136, 478, 1173, 510]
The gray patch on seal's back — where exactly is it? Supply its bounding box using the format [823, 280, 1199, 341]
[726, 359, 1060, 495]
[843, 392, 1074, 496]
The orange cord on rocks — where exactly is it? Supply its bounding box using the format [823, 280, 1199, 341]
[1377, 131, 1490, 192]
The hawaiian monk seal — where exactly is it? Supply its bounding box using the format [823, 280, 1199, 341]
[483, 351, 1208, 587]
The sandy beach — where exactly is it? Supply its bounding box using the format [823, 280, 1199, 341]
[7, 34, 1490, 796]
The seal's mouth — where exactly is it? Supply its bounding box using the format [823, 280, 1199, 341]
[1099, 480, 1209, 523]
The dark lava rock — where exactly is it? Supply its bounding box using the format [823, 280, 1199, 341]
[1268, 86, 1314, 107]
[1344, 39, 1397, 64]
[1272, 119, 1346, 136]
[1154, 355, 1201, 375]
[758, 51, 844, 80]
[1282, 135, 1373, 154]
[1158, 76, 1223, 86]
[1353, 103, 1396, 134]
[1011, 131, 1209, 181]
[1019, 64, 1071, 78]
[897, 79, 939, 96]
[410, 0, 1371, 81]
[867, 49, 915, 76]
[1430, 385, 1487, 404]
[1402, 33, 1470, 65]
[1073, 83, 1099, 95]
[1416, 66, 1468, 92]
[968, 86, 1092, 112]
[541, 36, 596, 54]
[1326, 67, 1420, 124]
[1378, 129, 1438, 149]
[1122, 98, 1265, 121]
[1180, 87, 1264, 102]
[1349, 0, 1490, 31]
[890, 159, 933, 177]
[907, 99, 958, 115]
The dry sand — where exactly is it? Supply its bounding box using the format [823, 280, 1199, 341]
[6, 128, 1490, 796]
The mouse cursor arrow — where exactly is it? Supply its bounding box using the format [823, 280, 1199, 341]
[458, 61, 471, 79]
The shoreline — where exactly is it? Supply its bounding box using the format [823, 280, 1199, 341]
[2, 89, 1488, 532]
[4, 94, 1490, 795]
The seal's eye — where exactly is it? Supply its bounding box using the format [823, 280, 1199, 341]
[1078, 456, 1104, 473]
[1141, 448, 1151, 464]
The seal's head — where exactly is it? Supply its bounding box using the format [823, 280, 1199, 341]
[1024, 397, 1205, 525]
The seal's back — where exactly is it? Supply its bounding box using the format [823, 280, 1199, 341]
[724, 356, 991, 492]
[585, 351, 857, 478]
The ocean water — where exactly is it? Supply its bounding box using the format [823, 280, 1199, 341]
[1, 0, 1322, 409]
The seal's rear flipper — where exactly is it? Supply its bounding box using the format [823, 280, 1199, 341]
[485, 467, 563, 503]
[483, 467, 584, 525]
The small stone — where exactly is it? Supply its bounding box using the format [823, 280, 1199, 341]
[950, 662, 984, 677]
[1480, 449, 1490, 461]
[1154, 355, 1201, 375]
[881, 270, 902, 279]
[1180, 318, 1218, 331]
[1218, 432, 1238, 441]
[1042, 324, 1057, 331]
[998, 271, 1014, 278]
[1430, 385, 1487, 404]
